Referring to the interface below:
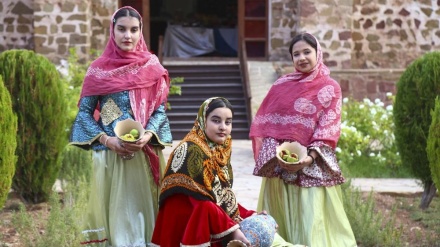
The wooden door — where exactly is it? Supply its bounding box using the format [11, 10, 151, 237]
[238, 0, 267, 58]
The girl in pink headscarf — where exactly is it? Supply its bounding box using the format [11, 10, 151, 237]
[70, 6, 171, 247]
[250, 33, 357, 246]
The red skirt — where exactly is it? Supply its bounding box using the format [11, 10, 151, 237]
[151, 194, 254, 247]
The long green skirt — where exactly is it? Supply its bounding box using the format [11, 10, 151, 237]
[258, 178, 357, 247]
[81, 147, 165, 247]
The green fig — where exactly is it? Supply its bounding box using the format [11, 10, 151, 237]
[129, 128, 140, 139]
[121, 133, 135, 141]
[286, 157, 297, 163]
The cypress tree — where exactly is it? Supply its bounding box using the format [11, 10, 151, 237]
[0, 50, 68, 204]
[0, 76, 18, 208]
[393, 51, 440, 209]
[427, 97, 440, 191]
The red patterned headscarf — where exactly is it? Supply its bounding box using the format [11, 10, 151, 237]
[80, 6, 170, 128]
[249, 33, 342, 159]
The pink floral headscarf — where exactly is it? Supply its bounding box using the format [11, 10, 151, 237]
[249, 33, 342, 159]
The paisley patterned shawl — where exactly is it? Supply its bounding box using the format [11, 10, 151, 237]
[159, 97, 239, 219]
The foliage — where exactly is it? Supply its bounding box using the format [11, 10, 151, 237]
[393, 51, 440, 186]
[337, 96, 408, 178]
[0, 76, 17, 208]
[167, 76, 184, 109]
[408, 196, 440, 245]
[169, 76, 183, 96]
[427, 96, 440, 191]
[341, 181, 404, 246]
[10, 179, 89, 247]
[59, 48, 98, 132]
[0, 50, 69, 204]
[58, 145, 93, 189]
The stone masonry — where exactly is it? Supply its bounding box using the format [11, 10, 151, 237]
[0, 0, 437, 109]
[269, 0, 440, 69]
[0, 0, 116, 63]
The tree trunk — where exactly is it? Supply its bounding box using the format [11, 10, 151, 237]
[419, 182, 437, 210]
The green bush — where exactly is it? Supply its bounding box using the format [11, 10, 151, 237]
[427, 96, 440, 191]
[11, 181, 89, 247]
[59, 145, 92, 188]
[60, 48, 97, 132]
[393, 51, 440, 208]
[0, 76, 18, 208]
[342, 182, 403, 246]
[338, 96, 406, 178]
[0, 50, 69, 204]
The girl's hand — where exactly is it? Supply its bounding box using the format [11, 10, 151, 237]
[122, 132, 153, 152]
[255, 210, 267, 215]
[104, 136, 132, 157]
[229, 229, 251, 247]
[277, 155, 314, 173]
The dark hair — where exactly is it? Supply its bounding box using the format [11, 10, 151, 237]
[206, 98, 234, 117]
[113, 7, 142, 28]
[288, 33, 317, 58]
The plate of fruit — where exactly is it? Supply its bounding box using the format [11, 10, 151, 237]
[114, 119, 144, 143]
[276, 141, 307, 165]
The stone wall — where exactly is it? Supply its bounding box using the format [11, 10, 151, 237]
[32, 0, 116, 63]
[269, 0, 440, 70]
[0, 0, 116, 63]
[0, 0, 34, 51]
[2, 0, 438, 70]
[248, 61, 402, 117]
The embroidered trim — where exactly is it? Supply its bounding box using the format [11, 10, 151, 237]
[252, 113, 316, 129]
[82, 227, 105, 234]
[80, 238, 108, 245]
[180, 242, 211, 247]
[211, 224, 240, 239]
[171, 142, 188, 173]
[86, 56, 160, 79]
[100, 98, 122, 126]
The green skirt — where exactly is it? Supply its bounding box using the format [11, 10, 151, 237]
[81, 147, 165, 247]
[258, 178, 357, 247]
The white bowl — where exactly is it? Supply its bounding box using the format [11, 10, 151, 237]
[276, 141, 307, 165]
[114, 119, 144, 143]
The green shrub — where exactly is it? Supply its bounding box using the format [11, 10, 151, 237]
[60, 48, 98, 132]
[338, 96, 406, 178]
[0, 50, 69, 204]
[427, 96, 440, 191]
[393, 51, 440, 208]
[0, 76, 18, 208]
[167, 76, 184, 109]
[11, 180, 89, 247]
[342, 182, 403, 246]
[59, 145, 92, 188]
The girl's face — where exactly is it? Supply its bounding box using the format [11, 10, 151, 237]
[114, 16, 141, 51]
[205, 107, 233, 145]
[291, 40, 317, 73]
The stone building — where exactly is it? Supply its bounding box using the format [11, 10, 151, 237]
[0, 0, 439, 106]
